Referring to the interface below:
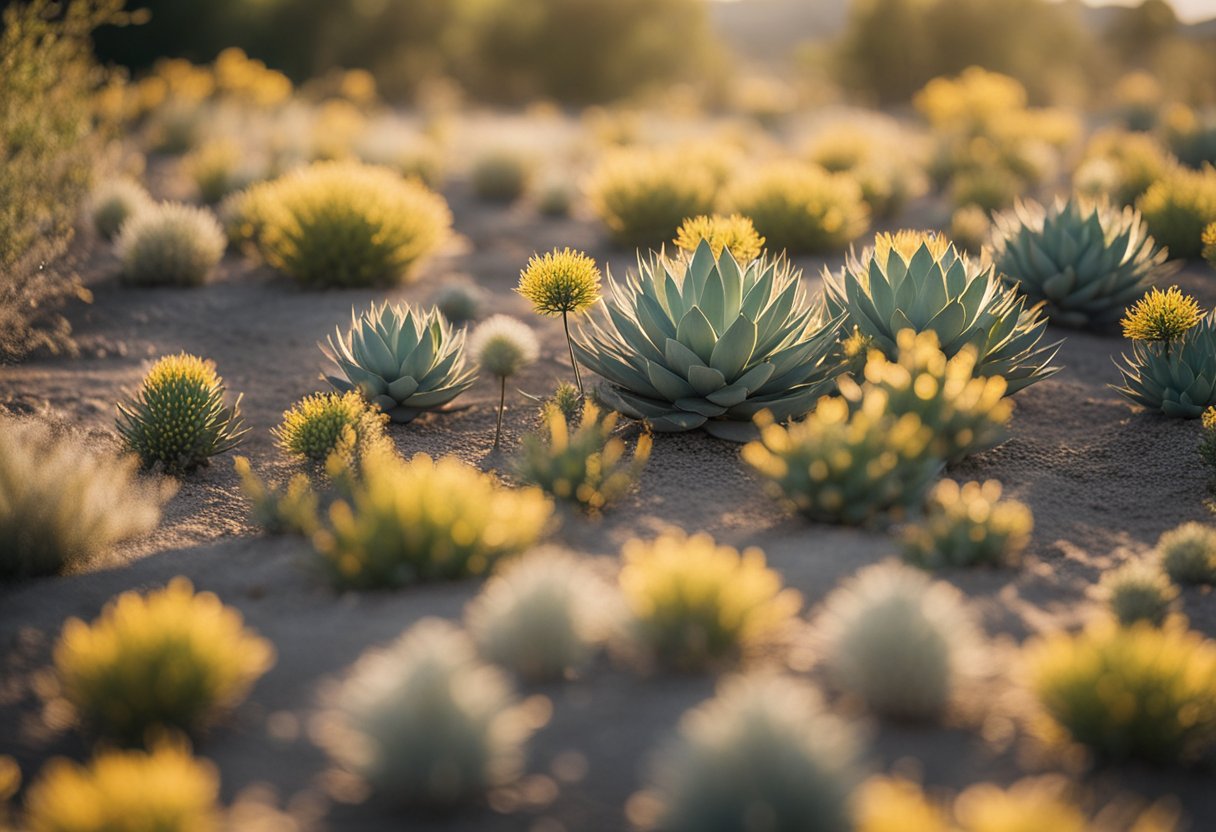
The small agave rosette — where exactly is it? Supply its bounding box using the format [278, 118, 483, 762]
[573, 240, 845, 439]
[1114, 312, 1216, 418]
[322, 301, 477, 423]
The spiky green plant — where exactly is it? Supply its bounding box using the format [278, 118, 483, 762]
[1, 416, 170, 580]
[116, 353, 247, 476]
[322, 301, 476, 423]
[902, 479, 1033, 569]
[53, 577, 274, 745]
[823, 231, 1061, 394]
[573, 241, 845, 439]
[88, 177, 153, 241]
[673, 214, 766, 263]
[1099, 559, 1179, 627]
[728, 161, 869, 254]
[114, 202, 226, 287]
[742, 397, 941, 526]
[1138, 164, 1216, 260]
[313, 451, 553, 589]
[319, 618, 539, 808]
[516, 247, 602, 396]
[272, 390, 388, 464]
[1114, 309, 1216, 418]
[514, 403, 651, 514]
[1024, 619, 1216, 763]
[989, 197, 1173, 329]
[640, 674, 862, 832]
[539, 380, 582, 423]
[1157, 522, 1216, 585]
[840, 330, 1011, 465]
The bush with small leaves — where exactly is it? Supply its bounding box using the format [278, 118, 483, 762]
[0, 416, 170, 580]
[814, 561, 982, 721]
[586, 148, 717, 249]
[743, 397, 940, 527]
[88, 178, 153, 241]
[272, 391, 388, 465]
[949, 166, 1021, 213]
[728, 161, 869, 254]
[116, 353, 247, 476]
[1200, 406, 1216, 479]
[245, 161, 452, 287]
[183, 138, 253, 204]
[233, 457, 319, 537]
[902, 480, 1033, 570]
[1024, 618, 1216, 763]
[114, 202, 225, 287]
[514, 403, 651, 514]
[465, 547, 620, 681]
[639, 674, 862, 832]
[471, 150, 532, 203]
[1204, 222, 1216, 269]
[673, 214, 765, 263]
[313, 451, 552, 589]
[318, 618, 540, 808]
[432, 282, 487, 325]
[23, 743, 220, 832]
[1137, 165, 1216, 260]
[1079, 129, 1175, 207]
[1157, 522, 1216, 585]
[1099, 560, 1179, 627]
[619, 530, 801, 672]
[536, 177, 573, 217]
[53, 577, 274, 745]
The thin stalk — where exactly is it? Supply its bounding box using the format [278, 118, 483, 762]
[563, 310, 584, 398]
[493, 376, 506, 448]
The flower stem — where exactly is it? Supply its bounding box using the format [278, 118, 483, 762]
[494, 376, 506, 448]
[563, 310, 584, 398]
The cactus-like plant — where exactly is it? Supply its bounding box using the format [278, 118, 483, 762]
[840, 330, 1011, 464]
[989, 197, 1173, 329]
[1, 416, 170, 580]
[640, 674, 862, 832]
[618, 530, 801, 671]
[53, 577, 274, 744]
[23, 743, 220, 832]
[114, 201, 226, 287]
[514, 403, 651, 513]
[1157, 522, 1216, 585]
[319, 618, 539, 808]
[1024, 618, 1216, 763]
[814, 561, 982, 721]
[313, 452, 553, 589]
[743, 397, 940, 526]
[586, 147, 717, 249]
[573, 241, 845, 438]
[902, 479, 1033, 569]
[1138, 164, 1216, 260]
[88, 177, 153, 241]
[272, 390, 388, 464]
[116, 353, 248, 475]
[465, 547, 620, 682]
[727, 160, 870, 255]
[673, 214, 766, 263]
[1114, 301, 1216, 419]
[1099, 559, 1179, 627]
[823, 231, 1061, 394]
[322, 301, 476, 423]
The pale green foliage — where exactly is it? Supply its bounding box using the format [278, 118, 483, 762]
[1099, 559, 1179, 627]
[902, 479, 1033, 569]
[815, 561, 982, 720]
[88, 177, 152, 241]
[728, 161, 869, 254]
[320, 618, 539, 807]
[114, 202, 226, 287]
[1114, 312, 1216, 418]
[574, 241, 845, 438]
[465, 547, 620, 681]
[1157, 522, 1216, 585]
[0, 416, 169, 580]
[322, 301, 476, 423]
[642, 674, 862, 832]
[990, 196, 1173, 329]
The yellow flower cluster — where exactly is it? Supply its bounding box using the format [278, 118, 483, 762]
[673, 214, 766, 263]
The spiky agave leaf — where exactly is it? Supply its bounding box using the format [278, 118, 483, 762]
[1113, 312, 1216, 418]
[990, 196, 1174, 329]
[321, 301, 477, 423]
[823, 232, 1061, 394]
[572, 240, 845, 439]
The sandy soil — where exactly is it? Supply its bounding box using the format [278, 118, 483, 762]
[1, 170, 1215, 830]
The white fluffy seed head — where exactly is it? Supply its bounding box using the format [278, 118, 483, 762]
[465, 547, 623, 681]
[88, 177, 154, 241]
[320, 618, 537, 808]
[814, 560, 983, 721]
[470, 314, 539, 378]
[114, 201, 226, 287]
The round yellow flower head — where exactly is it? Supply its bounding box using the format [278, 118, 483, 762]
[1121, 285, 1203, 343]
[516, 247, 602, 316]
[674, 214, 766, 263]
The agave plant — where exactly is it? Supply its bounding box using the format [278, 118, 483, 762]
[1114, 312, 1216, 418]
[823, 232, 1060, 394]
[321, 301, 477, 423]
[989, 196, 1173, 329]
[573, 240, 845, 439]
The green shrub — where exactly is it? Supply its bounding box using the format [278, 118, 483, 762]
[115, 353, 248, 475]
[1024, 619, 1216, 763]
[1138, 165, 1216, 259]
[1157, 522, 1216, 585]
[470, 150, 532, 203]
[949, 205, 991, 254]
[0, 416, 168, 580]
[586, 148, 717, 249]
[815, 561, 982, 721]
[272, 390, 388, 465]
[1203, 222, 1216, 269]
[902, 479, 1033, 569]
[182, 138, 253, 204]
[233, 456, 319, 537]
[53, 577, 274, 744]
[1099, 559, 1179, 627]
[114, 202, 226, 287]
[728, 161, 869, 254]
[319, 618, 539, 808]
[1200, 406, 1216, 481]
[87, 178, 153, 242]
[245, 161, 452, 287]
[313, 451, 553, 589]
[1078, 129, 1175, 206]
